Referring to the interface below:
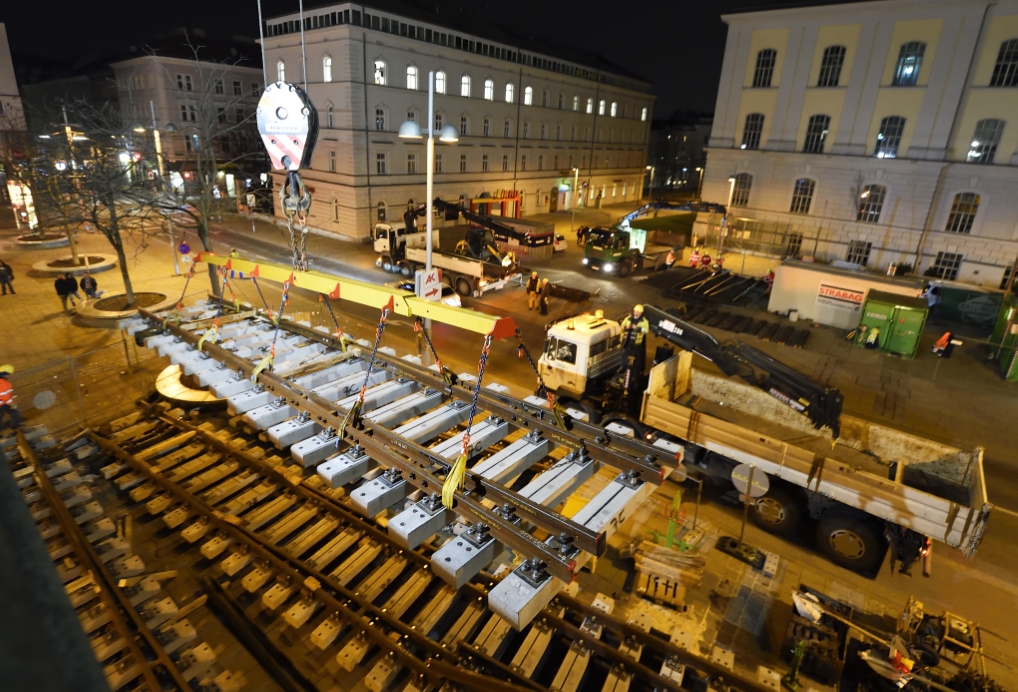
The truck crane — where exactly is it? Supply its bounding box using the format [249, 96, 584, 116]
[537, 306, 989, 574]
[581, 200, 727, 276]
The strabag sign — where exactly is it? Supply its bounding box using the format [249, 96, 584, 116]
[816, 283, 865, 311]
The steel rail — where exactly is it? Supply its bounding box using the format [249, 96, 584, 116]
[17, 431, 182, 692]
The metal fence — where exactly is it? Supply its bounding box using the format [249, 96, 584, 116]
[10, 332, 165, 436]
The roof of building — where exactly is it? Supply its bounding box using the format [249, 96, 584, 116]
[272, 0, 651, 87]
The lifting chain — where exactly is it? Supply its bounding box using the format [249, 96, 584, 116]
[251, 275, 270, 314]
[281, 170, 312, 271]
[251, 276, 292, 382]
[165, 257, 199, 330]
[338, 301, 390, 440]
[414, 317, 452, 384]
[442, 334, 493, 509]
[320, 293, 352, 351]
[515, 327, 567, 430]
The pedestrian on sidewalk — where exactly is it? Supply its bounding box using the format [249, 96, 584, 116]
[55, 273, 78, 312]
[0, 260, 15, 295]
[539, 278, 551, 316]
[79, 272, 99, 300]
[923, 282, 941, 321]
[526, 271, 540, 310]
[0, 364, 21, 434]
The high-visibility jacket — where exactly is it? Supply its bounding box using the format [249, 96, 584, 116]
[621, 315, 650, 345]
[689, 251, 701, 267]
[0, 379, 14, 406]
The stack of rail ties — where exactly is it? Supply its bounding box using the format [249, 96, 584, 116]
[647, 266, 811, 348]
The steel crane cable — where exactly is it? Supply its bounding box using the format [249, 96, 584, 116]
[338, 301, 390, 439]
[442, 333, 493, 509]
[414, 317, 452, 384]
[515, 327, 567, 429]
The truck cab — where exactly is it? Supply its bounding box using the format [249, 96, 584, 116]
[374, 223, 436, 273]
[582, 227, 643, 276]
[538, 312, 623, 399]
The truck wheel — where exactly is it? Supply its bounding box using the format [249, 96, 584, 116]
[816, 510, 885, 573]
[618, 260, 632, 278]
[399, 262, 413, 278]
[455, 277, 473, 296]
[382, 257, 394, 273]
[751, 485, 802, 536]
[602, 414, 647, 440]
[632, 252, 644, 271]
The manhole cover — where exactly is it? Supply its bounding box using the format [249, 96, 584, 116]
[93, 292, 167, 311]
[33, 390, 57, 409]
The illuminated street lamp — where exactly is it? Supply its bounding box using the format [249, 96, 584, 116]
[695, 166, 704, 199]
[398, 70, 459, 273]
[719, 175, 736, 259]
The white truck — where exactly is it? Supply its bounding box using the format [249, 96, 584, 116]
[536, 308, 991, 574]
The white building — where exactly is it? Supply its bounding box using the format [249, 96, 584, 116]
[261, 3, 654, 241]
[704, 0, 1018, 288]
[0, 22, 27, 202]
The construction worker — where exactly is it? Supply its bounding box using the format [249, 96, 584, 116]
[688, 249, 701, 267]
[230, 248, 241, 259]
[526, 271, 540, 310]
[0, 365, 20, 433]
[763, 269, 775, 294]
[620, 304, 651, 374]
[665, 248, 677, 269]
[539, 278, 551, 316]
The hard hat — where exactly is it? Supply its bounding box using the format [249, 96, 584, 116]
[531, 271, 537, 277]
[633, 304, 644, 315]
[0, 364, 13, 375]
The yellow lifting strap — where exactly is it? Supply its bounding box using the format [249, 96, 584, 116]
[250, 347, 275, 383]
[197, 324, 219, 352]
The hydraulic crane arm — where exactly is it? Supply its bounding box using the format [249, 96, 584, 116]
[641, 305, 843, 437]
[619, 201, 728, 225]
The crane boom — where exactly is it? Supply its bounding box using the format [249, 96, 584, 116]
[619, 200, 728, 225]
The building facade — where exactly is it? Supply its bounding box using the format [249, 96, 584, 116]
[261, 3, 654, 240]
[110, 53, 264, 193]
[0, 23, 26, 203]
[704, 0, 1018, 288]
[647, 114, 712, 194]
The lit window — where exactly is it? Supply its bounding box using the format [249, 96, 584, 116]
[376, 152, 387, 174]
[846, 240, 872, 266]
[461, 75, 471, 97]
[323, 56, 333, 83]
[803, 114, 830, 153]
[790, 178, 815, 214]
[945, 193, 979, 234]
[375, 108, 385, 131]
[932, 251, 962, 280]
[524, 86, 533, 105]
[277, 60, 285, 82]
[586, 98, 593, 114]
[967, 119, 1004, 163]
[610, 101, 617, 117]
[742, 113, 764, 150]
[572, 95, 579, 111]
[407, 66, 418, 90]
[641, 107, 647, 121]
[731, 173, 752, 207]
[598, 99, 605, 115]
[435, 71, 446, 94]
[484, 79, 494, 100]
[990, 39, 1018, 87]
[817, 46, 845, 87]
[892, 42, 925, 86]
[856, 185, 886, 223]
[874, 116, 905, 158]
[753, 49, 776, 87]
[505, 83, 514, 103]
[374, 60, 386, 85]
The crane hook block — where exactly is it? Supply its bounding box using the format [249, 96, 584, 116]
[257, 82, 319, 171]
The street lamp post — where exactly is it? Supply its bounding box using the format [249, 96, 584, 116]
[645, 165, 655, 201]
[570, 166, 579, 234]
[719, 176, 736, 260]
[399, 71, 460, 365]
[695, 166, 704, 199]
[148, 102, 179, 276]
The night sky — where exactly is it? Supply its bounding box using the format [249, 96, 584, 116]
[1, 0, 858, 116]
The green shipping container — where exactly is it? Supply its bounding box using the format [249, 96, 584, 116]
[857, 290, 929, 357]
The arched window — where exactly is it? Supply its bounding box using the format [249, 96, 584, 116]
[460, 115, 468, 136]
[874, 116, 905, 158]
[323, 56, 333, 83]
[434, 113, 443, 130]
[572, 95, 579, 111]
[483, 118, 490, 137]
[435, 71, 446, 94]
[483, 79, 494, 100]
[540, 123, 547, 140]
[377, 201, 386, 222]
[990, 39, 1018, 87]
[586, 98, 594, 114]
[406, 66, 418, 90]
[277, 60, 285, 82]
[460, 75, 471, 98]
[892, 42, 925, 86]
[967, 119, 1005, 163]
[803, 115, 830, 153]
[505, 83, 514, 103]
[522, 121, 530, 139]
[742, 113, 764, 149]
[524, 86, 533, 105]
[731, 173, 752, 207]
[374, 108, 384, 131]
[817, 46, 846, 87]
[790, 178, 816, 214]
[327, 104, 335, 129]
[753, 49, 776, 87]
[945, 193, 980, 234]
[373, 60, 386, 85]
[857, 184, 887, 223]
[641, 107, 647, 122]
[610, 101, 617, 117]
[598, 99, 606, 115]
[503, 119, 511, 138]
[542, 90, 549, 107]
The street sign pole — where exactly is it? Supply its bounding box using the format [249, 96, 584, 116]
[719, 462, 769, 568]
[737, 464, 755, 548]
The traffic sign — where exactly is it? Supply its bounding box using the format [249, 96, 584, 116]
[178, 242, 190, 254]
[415, 268, 443, 302]
[731, 463, 769, 498]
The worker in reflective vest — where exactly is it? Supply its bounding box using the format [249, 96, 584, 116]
[0, 364, 20, 433]
[689, 249, 701, 267]
[665, 248, 676, 269]
[621, 305, 650, 374]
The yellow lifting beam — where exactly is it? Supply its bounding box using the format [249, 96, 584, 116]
[198, 253, 517, 339]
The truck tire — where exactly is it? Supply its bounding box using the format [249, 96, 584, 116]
[399, 261, 414, 278]
[618, 260, 632, 278]
[751, 484, 803, 536]
[455, 277, 474, 296]
[816, 510, 885, 573]
[602, 414, 647, 440]
[382, 256, 394, 273]
[632, 251, 644, 271]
